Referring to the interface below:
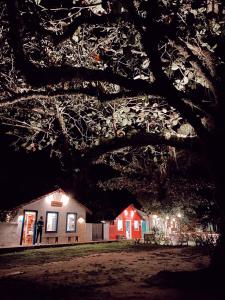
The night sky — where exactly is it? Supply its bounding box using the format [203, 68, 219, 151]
[0, 135, 138, 221]
[0, 135, 61, 209]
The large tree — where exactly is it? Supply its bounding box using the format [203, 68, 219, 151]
[0, 0, 225, 270]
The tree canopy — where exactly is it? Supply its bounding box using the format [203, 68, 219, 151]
[0, 1, 224, 216]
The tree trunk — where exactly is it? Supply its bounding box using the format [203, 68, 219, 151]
[210, 177, 225, 271]
[208, 132, 225, 272]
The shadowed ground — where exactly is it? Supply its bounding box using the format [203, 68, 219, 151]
[0, 242, 224, 300]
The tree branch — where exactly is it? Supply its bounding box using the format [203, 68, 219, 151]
[133, 0, 210, 141]
[6, 1, 156, 91]
[171, 39, 219, 100]
[52, 12, 130, 45]
[53, 101, 75, 171]
[6, 0, 209, 141]
[186, 42, 218, 77]
[5, 1, 159, 93]
[0, 88, 152, 108]
[83, 132, 201, 165]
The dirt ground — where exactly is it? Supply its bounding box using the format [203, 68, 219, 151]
[0, 246, 224, 300]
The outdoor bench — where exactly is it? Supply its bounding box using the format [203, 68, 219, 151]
[144, 233, 156, 244]
[177, 234, 189, 246]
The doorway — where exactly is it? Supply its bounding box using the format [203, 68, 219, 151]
[21, 210, 38, 245]
[141, 220, 148, 238]
[125, 220, 131, 239]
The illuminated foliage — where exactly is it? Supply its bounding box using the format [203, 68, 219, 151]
[0, 1, 224, 245]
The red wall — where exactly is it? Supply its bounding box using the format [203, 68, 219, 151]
[109, 205, 142, 240]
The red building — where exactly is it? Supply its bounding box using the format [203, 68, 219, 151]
[109, 204, 148, 240]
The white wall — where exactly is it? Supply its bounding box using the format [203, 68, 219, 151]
[0, 190, 91, 247]
[85, 223, 93, 242]
[0, 222, 21, 247]
[103, 223, 109, 240]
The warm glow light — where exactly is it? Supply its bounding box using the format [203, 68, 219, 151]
[172, 218, 176, 222]
[166, 216, 169, 220]
[131, 210, 134, 218]
[45, 194, 53, 203]
[124, 209, 128, 216]
[18, 215, 24, 222]
[177, 213, 182, 218]
[152, 214, 158, 219]
[61, 194, 69, 205]
[78, 217, 85, 224]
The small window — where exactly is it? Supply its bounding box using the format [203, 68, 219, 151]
[66, 213, 77, 232]
[117, 220, 123, 231]
[46, 212, 58, 232]
[134, 220, 139, 231]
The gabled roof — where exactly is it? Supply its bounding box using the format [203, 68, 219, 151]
[136, 209, 148, 219]
[15, 188, 92, 214]
[116, 204, 147, 220]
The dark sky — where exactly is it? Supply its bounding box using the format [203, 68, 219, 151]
[0, 135, 61, 209]
[0, 135, 138, 221]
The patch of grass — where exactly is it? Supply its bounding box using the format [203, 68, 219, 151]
[0, 242, 162, 269]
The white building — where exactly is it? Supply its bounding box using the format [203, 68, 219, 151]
[0, 189, 92, 247]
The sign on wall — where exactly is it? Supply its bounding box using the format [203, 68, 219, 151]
[51, 200, 63, 207]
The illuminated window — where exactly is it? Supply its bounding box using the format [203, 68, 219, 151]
[117, 220, 123, 231]
[134, 220, 139, 231]
[46, 212, 58, 232]
[66, 213, 77, 232]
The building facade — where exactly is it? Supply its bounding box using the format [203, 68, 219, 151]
[0, 189, 91, 247]
[109, 204, 149, 240]
[108, 204, 182, 240]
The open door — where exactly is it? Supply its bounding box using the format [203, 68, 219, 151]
[21, 210, 38, 245]
[125, 220, 131, 239]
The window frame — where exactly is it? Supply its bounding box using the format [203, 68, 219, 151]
[45, 211, 59, 233]
[117, 219, 123, 231]
[66, 212, 77, 233]
[134, 220, 139, 231]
